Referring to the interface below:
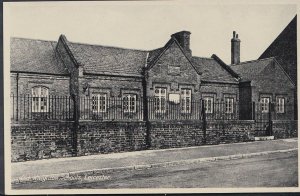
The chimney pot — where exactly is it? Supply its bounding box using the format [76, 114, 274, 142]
[231, 31, 240, 64]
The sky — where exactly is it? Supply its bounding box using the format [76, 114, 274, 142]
[4, 1, 297, 64]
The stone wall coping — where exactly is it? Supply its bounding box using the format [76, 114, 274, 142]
[149, 120, 202, 125]
[207, 120, 255, 123]
[149, 120, 201, 122]
[79, 120, 146, 124]
[78, 120, 145, 123]
[12, 119, 256, 126]
[11, 120, 74, 126]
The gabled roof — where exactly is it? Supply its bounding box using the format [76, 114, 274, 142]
[191, 56, 239, 83]
[146, 37, 202, 75]
[67, 42, 148, 76]
[146, 36, 238, 83]
[10, 37, 69, 75]
[230, 57, 275, 82]
[10, 35, 242, 84]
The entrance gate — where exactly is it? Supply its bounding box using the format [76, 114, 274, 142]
[254, 102, 273, 136]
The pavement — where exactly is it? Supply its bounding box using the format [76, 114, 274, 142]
[12, 138, 298, 184]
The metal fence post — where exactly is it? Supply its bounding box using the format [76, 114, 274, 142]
[16, 73, 19, 121]
[142, 73, 150, 149]
[269, 102, 273, 136]
[201, 99, 206, 144]
[252, 102, 255, 120]
[71, 94, 80, 157]
[144, 97, 151, 149]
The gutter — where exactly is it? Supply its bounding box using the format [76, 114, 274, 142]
[10, 71, 70, 77]
[201, 80, 239, 85]
[83, 72, 143, 79]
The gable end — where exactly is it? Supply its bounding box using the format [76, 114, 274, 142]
[147, 38, 201, 75]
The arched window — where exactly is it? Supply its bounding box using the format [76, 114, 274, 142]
[32, 86, 49, 112]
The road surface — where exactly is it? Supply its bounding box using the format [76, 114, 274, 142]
[13, 150, 297, 189]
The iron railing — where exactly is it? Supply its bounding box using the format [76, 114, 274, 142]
[252, 102, 295, 136]
[147, 98, 201, 120]
[79, 96, 144, 121]
[147, 98, 239, 120]
[10, 94, 74, 121]
[10, 94, 295, 122]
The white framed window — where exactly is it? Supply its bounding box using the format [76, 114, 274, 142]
[32, 86, 49, 112]
[181, 89, 191, 113]
[204, 97, 213, 114]
[225, 98, 234, 113]
[154, 88, 166, 113]
[276, 97, 285, 113]
[92, 93, 107, 113]
[123, 94, 136, 113]
[260, 97, 270, 113]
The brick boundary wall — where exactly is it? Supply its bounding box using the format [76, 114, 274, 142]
[149, 120, 256, 149]
[272, 120, 298, 139]
[11, 120, 297, 162]
[77, 121, 147, 156]
[149, 120, 204, 149]
[206, 120, 255, 145]
[11, 121, 74, 162]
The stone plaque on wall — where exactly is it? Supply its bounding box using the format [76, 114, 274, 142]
[168, 65, 181, 75]
[169, 93, 180, 103]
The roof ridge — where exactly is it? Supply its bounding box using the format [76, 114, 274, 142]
[234, 57, 275, 65]
[11, 37, 57, 43]
[70, 41, 148, 52]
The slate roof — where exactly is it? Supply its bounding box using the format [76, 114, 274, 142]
[67, 42, 148, 76]
[10, 37, 68, 75]
[11, 36, 239, 83]
[191, 56, 238, 83]
[230, 57, 275, 82]
[147, 47, 164, 65]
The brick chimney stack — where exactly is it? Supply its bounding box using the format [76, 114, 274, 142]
[231, 31, 240, 64]
[171, 31, 192, 57]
